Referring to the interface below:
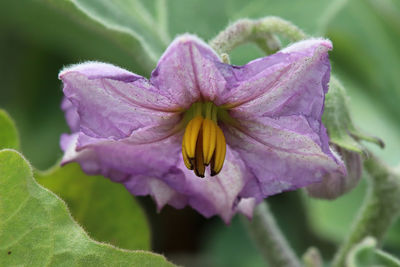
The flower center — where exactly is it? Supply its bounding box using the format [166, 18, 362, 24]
[182, 102, 226, 178]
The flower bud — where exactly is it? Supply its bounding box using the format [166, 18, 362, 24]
[306, 145, 362, 199]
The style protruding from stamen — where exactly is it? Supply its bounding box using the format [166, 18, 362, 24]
[182, 102, 226, 178]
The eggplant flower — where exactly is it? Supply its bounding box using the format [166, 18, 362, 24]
[59, 35, 345, 223]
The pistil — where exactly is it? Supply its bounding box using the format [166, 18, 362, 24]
[182, 102, 226, 177]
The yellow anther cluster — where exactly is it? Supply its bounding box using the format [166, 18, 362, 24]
[182, 102, 226, 178]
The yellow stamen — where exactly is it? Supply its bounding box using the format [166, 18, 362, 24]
[181, 104, 227, 178]
[202, 118, 217, 165]
[211, 126, 226, 176]
[183, 116, 203, 158]
[182, 138, 193, 170]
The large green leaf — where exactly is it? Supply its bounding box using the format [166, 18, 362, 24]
[0, 109, 19, 150]
[347, 237, 400, 267]
[0, 149, 176, 267]
[36, 163, 151, 251]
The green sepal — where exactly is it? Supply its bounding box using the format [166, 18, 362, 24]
[323, 77, 384, 154]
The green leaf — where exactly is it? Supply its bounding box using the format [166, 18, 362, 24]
[0, 149, 176, 267]
[347, 237, 400, 267]
[35, 163, 150, 251]
[0, 109, 19, 150]
[43, 0, 170, 64]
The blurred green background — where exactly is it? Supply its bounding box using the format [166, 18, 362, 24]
[1, 0, 400, 266]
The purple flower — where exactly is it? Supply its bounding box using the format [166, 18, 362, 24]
[59, 35, 345, 223]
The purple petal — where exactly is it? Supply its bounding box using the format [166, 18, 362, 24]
[224, 116, 345, 201]
[216, 39, 332, 111]
[125, 146, 257, 223]
[174, 146, 257, 223]
[218, 39, 344, 200]
[59, 62, 180, 141]
[61, 97, 80, 132]
[62, 134, 256, 223]
[62, 133, 182, 181]
[150, 34, 227, 107]
[60, 61, 143, 81]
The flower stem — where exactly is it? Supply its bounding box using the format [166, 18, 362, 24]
[242, 201, 302, 267]
[332, 152, 400, 267]
[209, 17, 306, 56]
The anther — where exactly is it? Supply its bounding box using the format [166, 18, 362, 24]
[182, 139, 193, 170]
[210, 126, 226, 176]
[202, 118, 217, 165]
[181, 102, 226, 177]
[183, 116, 203, 158]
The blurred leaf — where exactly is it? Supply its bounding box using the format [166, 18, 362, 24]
[0, 149, 176, 267]
[168, 0, 348, 65]
[0, 0, 155, 74]
[339, 75, 400, 166]
[169, 0, 347, 39]
[201, 217, 265, 267]
[0, 109, 19, 150]
[306, 177, 367, 243]
[328, 0, 400, 122]
[41, 0, 170, 63]
[36, 163, 150, 251]
[0, 0, 348, 70]
[347, 237, 400, 267]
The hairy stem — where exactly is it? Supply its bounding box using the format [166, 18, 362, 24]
[242, 201, 302, 267]
[332, 152, 400, 267]
[209, 17, 306, 56]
